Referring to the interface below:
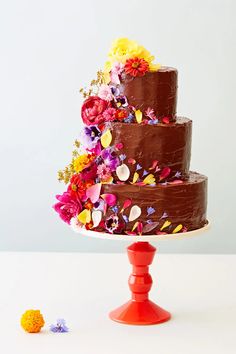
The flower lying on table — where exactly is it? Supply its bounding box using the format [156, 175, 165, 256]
[50, 318, 69, 333]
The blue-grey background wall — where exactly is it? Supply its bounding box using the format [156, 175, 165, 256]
[0, 0, 235, 253]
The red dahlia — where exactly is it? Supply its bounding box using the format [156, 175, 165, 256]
[124, 57, 149, 77]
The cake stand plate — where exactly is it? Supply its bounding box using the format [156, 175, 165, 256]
[76, 222, 210, 325]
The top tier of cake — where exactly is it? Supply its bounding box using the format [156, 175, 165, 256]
[120, 67, 178, 121]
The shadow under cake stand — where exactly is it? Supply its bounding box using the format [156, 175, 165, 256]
[77, 223, 210, 325]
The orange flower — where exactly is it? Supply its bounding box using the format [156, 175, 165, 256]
[124, 57, 149, 77]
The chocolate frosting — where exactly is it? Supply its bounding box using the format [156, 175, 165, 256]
[119, 67, 178, 121]
[102, 172, 207, 234]
[110, 117, 192, 181]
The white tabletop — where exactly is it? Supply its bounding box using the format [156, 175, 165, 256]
[0, 252, 235, 354]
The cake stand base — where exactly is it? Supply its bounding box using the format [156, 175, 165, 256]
[110, 299, 171, 325]
[109, 242, 171, 325]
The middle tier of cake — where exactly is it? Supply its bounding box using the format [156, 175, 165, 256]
[110, 117, 192, 182]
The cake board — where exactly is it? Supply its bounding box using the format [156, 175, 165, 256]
[76, 222, 210, 325]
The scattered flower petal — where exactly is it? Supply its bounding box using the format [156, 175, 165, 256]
[115, 142, 123, 150]
[149, 160, 158, 170]
[142, 222, 159, 234]
[147, 206, 155, 216]
[122, 214, 129, 223]
[143, 174, 156, 185]
[129, 205, 141, 222]
[92, 210, 102, 228]
[161, 212, 168, 219]
[86, 183, 101, 203]
[101, 129, 112, 148]
[111, 205, 119, 214]
[136, 163, 142, 171]
[162, 117, 170, 124]
[128, 158, 136, 165]
[119, 154, 126, 162]
[116, 164, 130, 181]
[160, 220, 171, 231]
[78, 209, 91, 224]
[120, 199, 132, 213]
[159, 167, 171, 181]
[101, 193, 117, 206]
[172, 224, 183, 234]
[135, 109, 143, 124]
[132, 172, 139, 183]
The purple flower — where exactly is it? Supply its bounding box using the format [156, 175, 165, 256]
[161, 212, 168, 219]
[101, 148, 120, 172]
[111, 205, 119, 214]
[148, 119, 159, 125]
[124, 113, 134, 123]
[175, 171, 182, 178]
[119, 154, 126, 162]
[110, 85, 120, 97]
[105, 214, 120, 233]
[142, 170, 148, 176]
[53, 192, 82, 224]
[82, 125, 101, 147]
[50, 319, 69, 333]
[115, 95, 128, 108]
[147, 206, 155, 216]
[136, 164, 142, 171]
[122, 214, 129, 223]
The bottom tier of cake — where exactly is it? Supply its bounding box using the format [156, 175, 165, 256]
[100, 172, 207, 235]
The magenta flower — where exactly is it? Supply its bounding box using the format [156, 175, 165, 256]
[53, 192, 82, 224]
[103, 107, 117, 122]
[101, 148, 120, 172]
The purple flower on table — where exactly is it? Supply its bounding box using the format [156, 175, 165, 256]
[53, 192, 82, 224]
[101, 148, 120, 172]
[50, 319, 69, 333]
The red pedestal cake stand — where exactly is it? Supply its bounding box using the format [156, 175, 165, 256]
[77, 223, 210, 325]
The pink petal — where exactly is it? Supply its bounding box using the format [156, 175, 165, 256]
[101, 193, 117, 206]
[86, 183, 101, 203]
[137, 222, 143, 235]
[149, 160, 158, 170]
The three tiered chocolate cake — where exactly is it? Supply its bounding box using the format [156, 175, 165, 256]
[53, 38, 207, 236]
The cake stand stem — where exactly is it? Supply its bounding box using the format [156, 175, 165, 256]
[109, 242, 171, 325]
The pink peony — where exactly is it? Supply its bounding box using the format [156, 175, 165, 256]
[102, 107, 117, 122]
[98, 84, 113, 101]
[53, 191, 82, 224]
[81, 96, 109, 126]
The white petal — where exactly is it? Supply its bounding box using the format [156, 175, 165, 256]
[92, 210, 102, 228]
[70, 217, 83, 233]
[129, 205, 141, 222]
[116, 164, 130, 181]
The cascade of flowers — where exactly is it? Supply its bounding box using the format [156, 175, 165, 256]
[53, 38, 186, 235]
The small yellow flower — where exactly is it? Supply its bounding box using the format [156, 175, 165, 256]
[73, 154, 93, 173]
[21, 310, 45, 333]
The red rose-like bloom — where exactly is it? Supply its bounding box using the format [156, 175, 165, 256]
[81, 96, 109, 126]
[124, 57, 149, 77]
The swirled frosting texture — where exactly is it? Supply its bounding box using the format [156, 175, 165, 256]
[102, 172, 207, 233]
[111, 118, 192, 181]
[120, 67, 178, 121]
